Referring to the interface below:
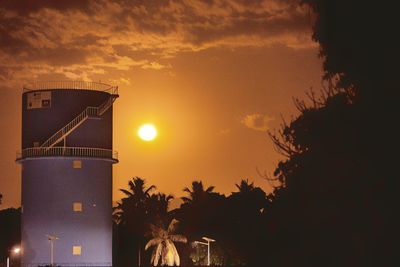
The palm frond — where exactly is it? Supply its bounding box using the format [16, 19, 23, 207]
[153, 243, 162, 266]
[169, 240, 180, 266]
[145, 238, 162, 250]
[167, 218, 180, 234]
[206, 186, 215, 193]
[165, 240, 178, 266]
[119, 189, 133, 197]
[145, 185, 156, 195]
[170, 234, 187, 243]
[150, 224, 166, 238]
[181, 196, 191, 203]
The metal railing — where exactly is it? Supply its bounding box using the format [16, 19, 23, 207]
[23, 81, 118, 94]
[17, 147, 118, 161]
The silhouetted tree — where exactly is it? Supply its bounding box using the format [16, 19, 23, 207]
[222, 179, 268, 265]
[113, 177, 157, 267]
[174, 181, 227, 265]
[264, 85, 395, 266]
[259, 1, 398, 265]
[112, 177, 272, 266]
[303, 0, 398, 100]
[147, 193, 174, 226]
[181, 181, 215, 204]
[311, 1, 395, 265]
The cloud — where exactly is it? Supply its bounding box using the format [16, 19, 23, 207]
[218, 128, 231, 135]
[0, 0, 315, 87]
[241, 113, 274, 132]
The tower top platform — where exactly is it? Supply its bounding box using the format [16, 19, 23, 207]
[23, 81, 118, 94]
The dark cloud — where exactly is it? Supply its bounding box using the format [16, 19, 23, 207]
[0, 0, 91, 15]
[0, 0, 314, 86]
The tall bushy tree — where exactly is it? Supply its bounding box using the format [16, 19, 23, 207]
[175, 181, 226, 265]
[262, 1, 398, 261]
[259, 1, 398, 265]
[307, 1, 396, 264]
[113, 177, 173, 267]
[175, 179, 268, 265]
[225, 179, 268, 265]
[265, 89, 374, 266]
[303, 0, 398, 98]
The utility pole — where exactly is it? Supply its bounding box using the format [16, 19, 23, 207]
[46, 235, 59, 266]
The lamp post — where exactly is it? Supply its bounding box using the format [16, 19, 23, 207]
[194, 236, 215, 266]
[7, 246, 21, 267]
[46, 234, 59, 266]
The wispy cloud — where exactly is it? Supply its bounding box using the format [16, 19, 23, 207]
[241, 113, 274, 132]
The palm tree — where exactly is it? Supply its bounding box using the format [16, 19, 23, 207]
[145, 219, 187, 266]
[113, 177, 156, 266]
[147, 193, 174, 223]
[231, 179, 267, 212]
[181, 181, 215, 203]
[114, 177, 156, 225]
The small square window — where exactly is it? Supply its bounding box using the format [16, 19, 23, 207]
[72, 246, 81, 255]
[73, 160, 82, 169]
[73, 202, 82, 212]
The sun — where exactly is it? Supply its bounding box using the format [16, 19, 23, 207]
[138, 124, 157, 141]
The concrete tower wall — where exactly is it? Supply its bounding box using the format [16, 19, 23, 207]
[21, 159, 112, 266]
[20, 86, 116, 267]
[22, 89, 112, 149]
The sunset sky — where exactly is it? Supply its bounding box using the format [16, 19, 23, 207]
[0, 0, 323, 208]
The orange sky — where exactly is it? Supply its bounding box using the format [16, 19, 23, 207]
[0, 0, 323, 208]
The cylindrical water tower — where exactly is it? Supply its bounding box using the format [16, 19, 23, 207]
[16, 81, 119, 267]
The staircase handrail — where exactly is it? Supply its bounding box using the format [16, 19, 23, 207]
[40, 94, 118, 148]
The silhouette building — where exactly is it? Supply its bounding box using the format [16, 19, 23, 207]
[17, 81, 118, 266]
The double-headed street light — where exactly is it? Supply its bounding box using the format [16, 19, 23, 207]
[194, 236, 216, 266]
[7, 246, 21, 267]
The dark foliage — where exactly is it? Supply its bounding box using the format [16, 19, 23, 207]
[113, 177, 174, 267]
[172, 180, 268, 266]
[113, 178, 270, 266]
[303, 0, 399, 99]
[0, 208, 21, 266]
[260, 1, 399, 266]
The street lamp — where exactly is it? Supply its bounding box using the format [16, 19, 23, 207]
[194, 236, 215, 266]
[7, 246, 21, 267]
[46, 234, 59, 266]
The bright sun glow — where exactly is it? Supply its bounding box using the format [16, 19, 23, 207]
[138, 124, 157, 141]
